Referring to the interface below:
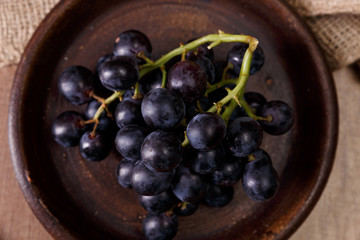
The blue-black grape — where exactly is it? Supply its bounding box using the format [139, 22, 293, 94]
[131, 161, 174, 196]
[143, 212, 178, 240]
[242, 149, 279, 202]
[79, 131, 111, 161]
[139, 190, 176, 214]
[203, 184, 234, 207]
[258, 100, 294, 135]
[58, 65, 96, 105]
[116, 159, 135, 189]
[167, 60, 207, 103]
[141, 88, 185, 130]
[115, 125, 149, 161]
[186, 112, 226, 150]
[141, 130, 182, 172]
[186, 54, 216, 84]
[115, 97, 144, 128]
[211, 155, 246, 186]
[188, 144, 225, 175]
[139, 68, 163, 94]
[227, 117, 263, 157]
[113, 29, 152, 64]
[227, 42, 265, 75]
[171, 164, 208, 203]
[52, 111, 87, 147]
[99, 55, 139, 91]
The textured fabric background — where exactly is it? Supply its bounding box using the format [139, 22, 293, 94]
[1, 0, 360, 70]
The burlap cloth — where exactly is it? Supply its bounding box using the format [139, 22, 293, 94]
[1, 0, 360, 70]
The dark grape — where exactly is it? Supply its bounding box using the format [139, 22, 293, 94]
[141, 130, 182, 172]
[79, 131, 111, 161]
[58, 65, 95, 105]
[171, 164, 208, 203]
[116, 159, 135, 189]
[84, 100, 115, 132]
[143, 212, 178, 240]
[139, 68, 163, 94]
[115, 97, 144, 128]
[95, 54, 113, 77]
[186, 112, 226, 150]
[113, 29, 152, 64]
[52, 111, 87, 147]
[188, 145, 225, 174]
[203, 184, 234, 207]
[141, 88, 185, 130]
[211, 155, 246, 186]
[258, 100, 294, 135]
[227, 42, 265, 75]
[227, 117, 263, 157]
[167, 60, 207, 103]
[140, 190, 176, 214]
[242, 149, 279, 202]
[115, 125, 149, 161]
[244, 91, 267, 115]
[173, 202, 199, 216]
[131, 161, 174, 196]
[99, 55, 139, 91]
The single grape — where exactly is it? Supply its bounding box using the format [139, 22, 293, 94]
[141, 88, 185, 130]
[52, 111, 87, 147]
[139, 190, 176, 214]
[227, 117, 263, 157]
[139, 68, 163, 94]
[143, 212, 178, 240]
[95, 54, 113, 77]
[211, 155, 246, 186]
[203, 184, 234, 207]
[258, 100, 294, 135]
[244, 91, 267, 115]
[79, 131, 111, 161]
[186, 112, 226, 150]
[116, 159, 135, 189]
[188, 145, 225, 174]
[84, 100, 115, 132]
[141, 130, 182, 172]
[99, 55, 139, 91]
[167, 60, 207, 103]
[115, 125, 149, 161]
[115, 97, 144, 128]
[173, 202, 199, 216]
[227, 42, 265, 75]
[113, 29, 152, 64]
[131, 161, 174, 196]
[242, 149, 279, 202]
[171, 164, 208, 203]
[58, 65, 96, 105]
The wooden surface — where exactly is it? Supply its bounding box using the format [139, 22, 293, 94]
[0, 64, 359, 240]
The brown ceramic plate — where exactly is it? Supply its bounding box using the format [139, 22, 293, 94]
[9, 0, 338, 239]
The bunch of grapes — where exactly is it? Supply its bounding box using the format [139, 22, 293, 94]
[52, 30, 294, 240]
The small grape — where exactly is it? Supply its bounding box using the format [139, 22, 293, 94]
[211, 155, 246, 186]
[84, 100, 115, 133]
[113, 29, 152, 63]
[143, 212, 178, 240]
[242, 149, 279, 202]
[186, 112, 226, 150]
[167, 60, 207, 103]
[79, 131, 111, 161]
[58, 65, 96, 105]
[116, 159, 135, 189]
[115, 98, 144, 128]
[139, 190, 176, 214]
[51, 111, 87, 147]
[99, 55, 139, 91]
[188, 145, 225, 174]
[258, 100, 294, 135]
[203, 184, 234, 207]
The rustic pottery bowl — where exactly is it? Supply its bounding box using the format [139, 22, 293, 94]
[8, 0, 338, 239]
